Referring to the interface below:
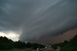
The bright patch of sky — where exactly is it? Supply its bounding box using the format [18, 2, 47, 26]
[0, 32, 20, 41]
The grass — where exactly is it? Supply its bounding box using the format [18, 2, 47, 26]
[0, 48, 56, 51]
[0, 48, 22, 51]
[24, 48, 56, 51]
[0, 48, 34, 51]
[52, 48, 56, 51]
[23, 48, 33, 51]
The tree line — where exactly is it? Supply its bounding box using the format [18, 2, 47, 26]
[0, 36, 45, 50]
[52, 35, 77, 51]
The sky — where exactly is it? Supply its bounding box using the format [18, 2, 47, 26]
[0, 0, 77, 44]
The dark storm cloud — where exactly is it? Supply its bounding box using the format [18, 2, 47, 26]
[0, 0, 77, 42]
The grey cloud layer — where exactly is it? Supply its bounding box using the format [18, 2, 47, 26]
[0, 0, 77, 42]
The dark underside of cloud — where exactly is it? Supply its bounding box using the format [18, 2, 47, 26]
[0, 0, 77, 43]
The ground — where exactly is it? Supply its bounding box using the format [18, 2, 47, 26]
[0, 48, 56, 51]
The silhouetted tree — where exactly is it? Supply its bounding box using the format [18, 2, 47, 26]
[0, 36, 45, 50]
[0, 36, 14, 49]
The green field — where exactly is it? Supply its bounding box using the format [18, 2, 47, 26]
[0, 48, 56, 51]
[0, 48, 34, 51]
[0, 48, 22, 51]
[52, 48, 56, 51]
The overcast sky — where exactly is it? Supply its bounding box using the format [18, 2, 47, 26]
[0, 0, 77, 44]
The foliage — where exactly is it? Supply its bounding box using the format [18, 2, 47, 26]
[0, 36, 45, 50]
[0, 36, 14, 49]
[52, 35, 77, 51]
[60, 35, 77, 51]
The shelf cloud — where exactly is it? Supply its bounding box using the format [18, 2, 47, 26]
[0, 0, 77, 43]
